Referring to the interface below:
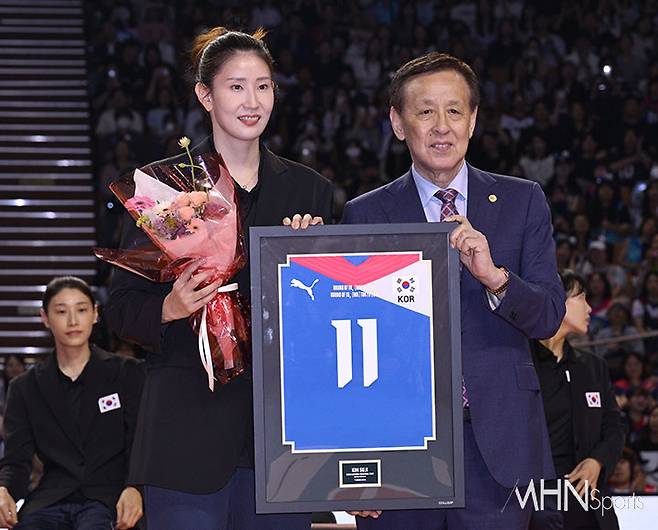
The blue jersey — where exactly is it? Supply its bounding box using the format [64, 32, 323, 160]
[279, 252, 435, 453]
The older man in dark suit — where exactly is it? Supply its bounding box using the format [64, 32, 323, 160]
[343, 52, 565, 529]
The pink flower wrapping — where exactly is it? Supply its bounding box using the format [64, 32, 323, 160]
[94, 153, 249, 388]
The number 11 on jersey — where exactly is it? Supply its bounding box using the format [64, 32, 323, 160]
[331, 318, 379, 389]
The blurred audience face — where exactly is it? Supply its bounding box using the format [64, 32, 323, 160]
[196, 52, 274, 144]
[573, 214, 589, 236]
[556, 241, 573, 267]
[40, 288, 98, 352]
[609, 458, 632, 489]
[589, 245, 608, 267]
[597, 182, 614, 204]
[4, 355, 25, 381]
[623, 354, 644, 381]
[608, 304, 630, 328]
[629, 390, 649, 413]
[587, 273, 607, 299]
[530, 136, 547, 158]
[555, 159, 572, 182]
[563, 284, 591, 336]
[390, 69, 477, 184]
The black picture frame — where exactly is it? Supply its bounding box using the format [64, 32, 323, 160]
[250, 223, 464, 513]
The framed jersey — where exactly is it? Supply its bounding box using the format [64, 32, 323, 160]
[250, 223, 464, 513]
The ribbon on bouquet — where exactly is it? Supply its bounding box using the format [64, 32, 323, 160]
[198, 282, 239, 391]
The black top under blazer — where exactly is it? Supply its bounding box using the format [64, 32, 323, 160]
[0, 346, 144, 518]
[105, 136, 333, 493]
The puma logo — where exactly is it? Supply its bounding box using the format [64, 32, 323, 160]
[290, 278, 319, 301]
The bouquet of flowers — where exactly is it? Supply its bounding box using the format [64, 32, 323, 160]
[95, 137, 248, 390]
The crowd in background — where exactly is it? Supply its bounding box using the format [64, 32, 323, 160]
[7, 0, 653, 493]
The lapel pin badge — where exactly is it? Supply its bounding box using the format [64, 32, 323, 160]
[98, 392, 121, 413]
[488, 194, 497, 203]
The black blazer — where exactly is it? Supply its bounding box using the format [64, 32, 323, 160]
[105, 137, 333, 493]
[531, 341, 624, 530]
[0, 347, 144, 518]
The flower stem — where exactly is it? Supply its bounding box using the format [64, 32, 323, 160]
[184, 145, 197, 191]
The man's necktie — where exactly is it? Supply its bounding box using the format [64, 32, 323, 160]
[435, 188, 469, 408]
[435, 188, 459, 221]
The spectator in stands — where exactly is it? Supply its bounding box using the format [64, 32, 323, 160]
[632, 271, 658, 355]
[519, 134, 555, 187]
[623, 387, 652, 446]
[588, 180, 633, 245]
[530, 270, 624, 530]
[594, 302, 645, 367]
[145, 87, 183, 138]
[641, 181, 658, 223]
[95, 89, 144, 139]
[546, 152, 582, 218]
[499, 92, 533, 143]
[616, 218, 656, 272]
[570, 214, 592, 269]
[614, 352, 648, 401]
[608, 453, 634, 494]
[633, 405, 658, 488]
[0, 356, 26, 407]
[105, 27, 332, 530]
[0, 277, 144, 530]
[631, 455, 658, 494]
[556, 237, 577, 272]
[586, 271, 613, 335]
[581, 240, 628, 297]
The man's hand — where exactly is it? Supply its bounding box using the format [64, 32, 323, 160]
[348, 510, 382, 519]
[283, 213, 324, 230]
[0, 486, 17, 528]
[116, 486, 143, 530]
[161, 259, 224, 323]
[444, 214, 507, 290]
[566, 458, 602, 498]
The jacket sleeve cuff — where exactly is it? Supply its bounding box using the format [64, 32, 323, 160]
[144, 291, 169, 354]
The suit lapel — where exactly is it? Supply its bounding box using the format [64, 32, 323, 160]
[78, 347, 116, 443]
[35, 354, 81, 449]
[381, 171, 427, 223]
[188, 140, 290, 226]
[253, 147, 291, 226]
[466, 164, 500, 237]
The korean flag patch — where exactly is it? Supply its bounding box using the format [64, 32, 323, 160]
[585, 392, 601, 408]
[98, 393, 121, 413]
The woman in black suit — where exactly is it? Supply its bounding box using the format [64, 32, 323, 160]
[0, 276, 144, 530]
[530, 271, 625, 530]
[105, 27, 332, 530]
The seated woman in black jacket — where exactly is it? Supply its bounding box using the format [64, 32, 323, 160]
[0, 276, 144, 530]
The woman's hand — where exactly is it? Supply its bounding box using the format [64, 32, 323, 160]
[0, 487, 17, 528]
[566, 458, 602, 498]
[161, 260, 224, 323]
[282, 213, 323, 230]
[115, 486, 143, 530]
[347, 510, 382, 519]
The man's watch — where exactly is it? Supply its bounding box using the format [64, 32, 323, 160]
[486, 266, 509, 297]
